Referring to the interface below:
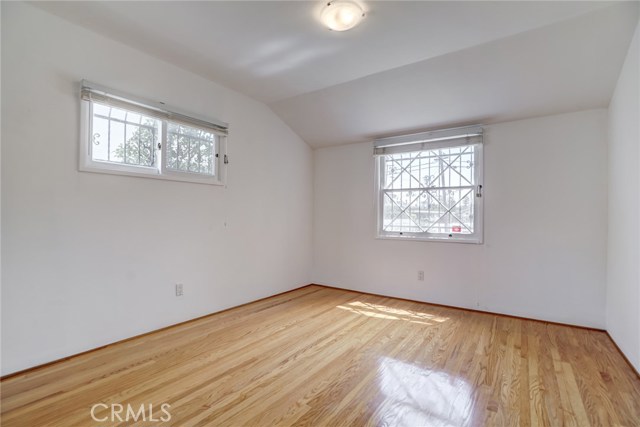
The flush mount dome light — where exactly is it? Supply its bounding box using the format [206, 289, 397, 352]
[321, 1, 365, 31]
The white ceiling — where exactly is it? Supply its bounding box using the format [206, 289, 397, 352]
[273, 2, 640, 146]
[33, 1, 639, 147]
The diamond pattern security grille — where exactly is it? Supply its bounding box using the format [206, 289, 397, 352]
[381, 145, 477, 235]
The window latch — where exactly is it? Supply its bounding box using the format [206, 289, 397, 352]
[224, 154, 229, 165]
[476, 185, 483, 198]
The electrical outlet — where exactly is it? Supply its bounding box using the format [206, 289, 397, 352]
[418, 270, 424, 281]
[175, 283, 184, 297]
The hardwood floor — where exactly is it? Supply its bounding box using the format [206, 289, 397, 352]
[1, 285, 639, 426]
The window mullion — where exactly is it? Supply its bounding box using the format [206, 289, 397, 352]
[107, 107, 112, 162]
[123, 115, 127, 165]
[159, 120, 167, 175]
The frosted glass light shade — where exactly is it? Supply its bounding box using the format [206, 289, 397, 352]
[321, 1, 365, 31]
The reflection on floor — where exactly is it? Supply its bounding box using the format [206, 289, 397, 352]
[1, 285, 639, 426]
[378, 357, 473, 427]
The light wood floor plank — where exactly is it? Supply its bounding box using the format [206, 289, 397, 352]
[1, 285, 639, 426]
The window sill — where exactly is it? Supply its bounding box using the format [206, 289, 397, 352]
[79, 163, 225, 186]
[376, 234, 483, 244]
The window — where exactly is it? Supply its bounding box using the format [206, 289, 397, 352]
[374, 126, 483, 243]
[79, 81, 228, 185]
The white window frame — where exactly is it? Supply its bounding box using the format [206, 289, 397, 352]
[374, 126, 484, 244]
[79, 81, 228, 186]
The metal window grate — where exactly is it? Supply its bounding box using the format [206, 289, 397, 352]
[165, 123, 217, 176]
[91, 102, 159, 167]
[381, 145, 477, 235]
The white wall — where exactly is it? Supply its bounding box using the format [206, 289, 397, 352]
[313, 109, 608, 328]
[0, 2, 313, 375]
[607, 20, 640, 372]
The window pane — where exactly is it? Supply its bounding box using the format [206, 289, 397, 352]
[383, 190, 425, 233]
[91, 116, 109, 161]
[165, 123, 216, 176]
[109, 106, 126, 121]
[91, 101, 158, 167]
[384, 152, 423, 190]
[109, 121, 124, 163]
[93, 103, 111, 117]
[126, 111, 141, 124]
[381, 144, 477, 236]
[423, 189, 474, 234]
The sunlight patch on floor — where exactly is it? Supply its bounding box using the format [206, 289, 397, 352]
[335, 301, 449, 324]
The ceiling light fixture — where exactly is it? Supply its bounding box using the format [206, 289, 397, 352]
[320, 1, 365, 32]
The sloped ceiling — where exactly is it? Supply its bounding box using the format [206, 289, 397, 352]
[32, 1, 640, 147]
[272, 3, 640, 146]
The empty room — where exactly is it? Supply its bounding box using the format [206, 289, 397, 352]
[1, 1, 639, 426]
